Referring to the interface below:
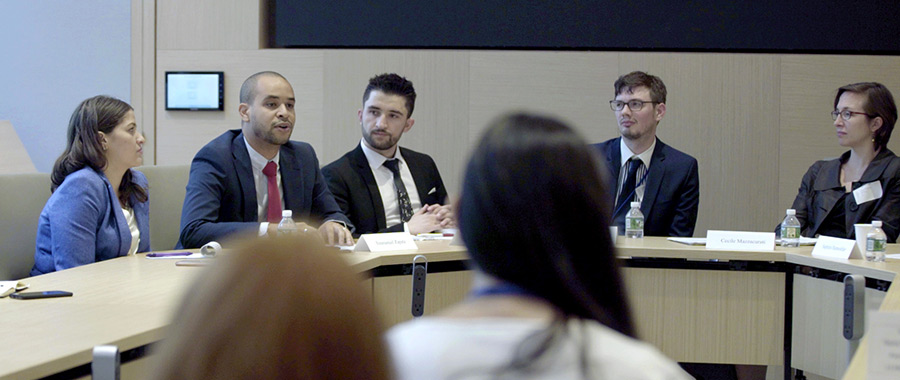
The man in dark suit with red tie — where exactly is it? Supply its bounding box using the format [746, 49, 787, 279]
[178, 71, 353, 248]
[593, 71, 699, 237]
[323, 73, 453, 236]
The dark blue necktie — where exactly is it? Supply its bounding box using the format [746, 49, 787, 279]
[617, 157, 642, 210]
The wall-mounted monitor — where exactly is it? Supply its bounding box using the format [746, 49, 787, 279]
[165, 71, 224, 111]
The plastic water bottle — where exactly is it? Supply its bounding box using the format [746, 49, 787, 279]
[780, 209, 801, 247]
[625, 201, 644, 239]
[866, 220, 887, 262]
[277, 210, 297, 236]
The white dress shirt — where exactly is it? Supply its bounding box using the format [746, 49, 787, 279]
[617, 137, 656, 205]
[388, 317, 692, 380]
[243, 137, 283, 234]
[122, 206, 140, 255]
[360, 139, 422, 228]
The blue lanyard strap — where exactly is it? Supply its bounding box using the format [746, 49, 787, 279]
[469, 282, 532, 299]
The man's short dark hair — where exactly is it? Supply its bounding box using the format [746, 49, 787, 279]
[614, 71, 667, 104]
[363, 73, 416, 117]
[240, 71, 289, 104]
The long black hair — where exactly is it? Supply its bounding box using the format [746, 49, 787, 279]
[458, 112, 635, 337]
[51, 95, 147, 207]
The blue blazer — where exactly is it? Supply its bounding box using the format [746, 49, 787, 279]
[178, 129, 351, 248]
[593, 137, 700, 237]
[31, 167, 150, 275]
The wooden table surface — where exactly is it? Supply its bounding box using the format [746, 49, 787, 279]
[1, 237, 896, 379]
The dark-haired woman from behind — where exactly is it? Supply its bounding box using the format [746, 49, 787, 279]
[31, 95, 148, 275]
[783, 82, 900, 242]
[387, 112, 690, 379]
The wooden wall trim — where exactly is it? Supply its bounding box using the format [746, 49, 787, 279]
[131, 0, 157, 165]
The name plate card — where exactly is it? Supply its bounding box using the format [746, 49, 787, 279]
[706, 230, 775, 251]
[868, 311, 900, 379]
[811, 235, 863, 260]
[449, 233, 465, 246]
[354, 232, 418, 252]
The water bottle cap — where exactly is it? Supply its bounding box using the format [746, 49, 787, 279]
[786, 209, 796, 215]
[873, 220, 882, 227]
[630, 201, 641, 208]
[282, 210, 292, 218]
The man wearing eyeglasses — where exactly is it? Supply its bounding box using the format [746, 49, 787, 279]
[593, 71, 699, 237]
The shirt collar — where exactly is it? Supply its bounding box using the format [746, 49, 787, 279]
[360, 139, 406, 170]
[619, 137, 656, 169]
[244, 135, 280, 171]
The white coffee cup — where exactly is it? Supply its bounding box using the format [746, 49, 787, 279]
[200, 241, 222, 257]
[854, 224, 873, 254]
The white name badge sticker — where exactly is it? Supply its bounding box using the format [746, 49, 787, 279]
[867, 311, 900, 379]
[811, 235, 862, 260]
[853, 180, 883, 205]
[353, 232, 418, 252]
[706, 230, 775, 251]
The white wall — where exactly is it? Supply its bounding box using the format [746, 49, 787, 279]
[0, 1, 131, 172]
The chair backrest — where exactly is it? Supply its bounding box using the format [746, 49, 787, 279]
[0, 172, 51, 280]
[139, 165, 191, 251]
[0, 120, 38, 174]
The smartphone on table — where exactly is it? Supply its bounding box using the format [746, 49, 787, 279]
[9, 291, 73, 300]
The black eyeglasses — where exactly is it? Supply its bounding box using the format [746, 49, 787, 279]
[609, 100, 659, 111]
[831, 109, 874, 121]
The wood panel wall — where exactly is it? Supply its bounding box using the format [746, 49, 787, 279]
[147, 0, 900, 236]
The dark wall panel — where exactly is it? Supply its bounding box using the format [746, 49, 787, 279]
[272, 1, 900, 53]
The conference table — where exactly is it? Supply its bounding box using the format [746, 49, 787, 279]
[1, 237, 898, 379]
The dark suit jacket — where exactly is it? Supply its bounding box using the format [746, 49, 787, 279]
[593, 137, 700, 237]
[178, 129, 350, 248]
[322, 144, 448, 236]
[786, 149, 900, 242]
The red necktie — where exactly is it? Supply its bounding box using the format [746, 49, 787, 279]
[262, 161, 281, 223]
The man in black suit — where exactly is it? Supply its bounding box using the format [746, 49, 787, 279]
[178, 71, 353, 248]
[593, 71, 699, 237]
[323, 73, 452, 236]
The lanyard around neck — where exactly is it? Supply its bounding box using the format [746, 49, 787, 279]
[469, 282, 532, 299]
[612, 166, 651, 218]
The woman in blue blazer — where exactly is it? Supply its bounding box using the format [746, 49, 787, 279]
[31, 95, 150, 275]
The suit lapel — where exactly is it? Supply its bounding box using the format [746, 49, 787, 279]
[103, 174, 130, 254]
[641, 139, 667, 218]
[232, 133, 258, 221]
[859, 148, 894, 183]
[351, 145, 388, 230]
[606, 139, 622, 194]
[404, 148, 433, 202]
[279, 144, 305, 212]
[808, 157, 843, 235]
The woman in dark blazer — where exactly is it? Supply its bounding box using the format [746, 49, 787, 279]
[787, 82, 900, 242]
[31, 95, 149, 275]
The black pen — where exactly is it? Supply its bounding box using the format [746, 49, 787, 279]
[147, 252, 193, 258]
